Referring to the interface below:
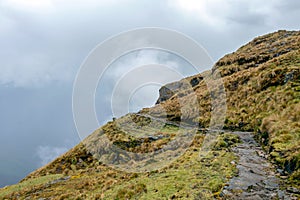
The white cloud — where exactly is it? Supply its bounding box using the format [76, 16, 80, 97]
[1, 0, 122, 13]
[36, 146, 68, 166]
[1, 0, 55, 13]
[170, 0, 293, 28]
[107, 50, 181, 79]
[96, 49, 197, 118]
[170, 0, 229, 27]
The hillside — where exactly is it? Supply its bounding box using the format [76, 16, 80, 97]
[1, 30, 299, 199]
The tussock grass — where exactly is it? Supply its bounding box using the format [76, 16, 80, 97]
[144, 31, 300, 187]
[2, 30, 299, 198]
[1, 131, 239, 199]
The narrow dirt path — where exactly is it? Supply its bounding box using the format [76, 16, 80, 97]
[221, 131, 295, 200]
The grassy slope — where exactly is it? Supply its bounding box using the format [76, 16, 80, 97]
[146, 30, 300, 187]
[1, 127, 239, 199]
[1, 30, 299, 199]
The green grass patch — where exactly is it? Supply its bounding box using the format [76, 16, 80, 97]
[0, 174, 63, 198]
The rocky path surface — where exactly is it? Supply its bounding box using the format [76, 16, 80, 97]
[221, 131, 296, 200]
[136, 115, 298, 199]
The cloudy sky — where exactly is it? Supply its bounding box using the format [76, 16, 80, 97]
[0, 0, 299, 187]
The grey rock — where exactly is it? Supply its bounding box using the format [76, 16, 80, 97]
[221, 131, 295, 199]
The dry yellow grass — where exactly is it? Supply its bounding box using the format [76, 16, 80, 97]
[1, 30, 300, 199]
[143, 30, 300, 187]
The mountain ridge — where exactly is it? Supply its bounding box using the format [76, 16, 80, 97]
[1, 30, 299, 199]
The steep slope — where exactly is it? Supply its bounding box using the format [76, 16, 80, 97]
[1, 30, 299, 199]
[146, 30, 300, 183]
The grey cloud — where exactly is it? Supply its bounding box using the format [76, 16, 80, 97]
[36, 146, 68, 166]
[0, 0, 180, 88]
[275, 0, 300, 12]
